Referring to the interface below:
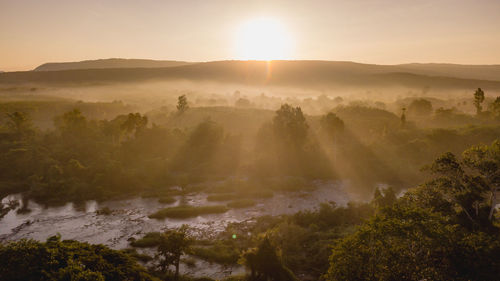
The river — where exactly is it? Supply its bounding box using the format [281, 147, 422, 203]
[0, 180, 352, 279]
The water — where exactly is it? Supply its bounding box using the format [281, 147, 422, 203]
[0, 180, 351, 278]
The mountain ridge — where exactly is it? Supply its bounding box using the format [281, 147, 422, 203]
[1, 60, 499, 91]
[33, 58, 194, 71]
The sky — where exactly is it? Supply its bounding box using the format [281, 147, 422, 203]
[1, 0, 500, 71]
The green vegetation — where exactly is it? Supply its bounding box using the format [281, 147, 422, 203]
[4, 88, 500, 206]
[158, 196, 177, 204]
[0, 235, 157, 281]
[149, 205, 229, 219]
[3, 85, 500, 280]
[157, 225, 193, 281]
[130, 232, 162, 248]
[191, 241, 240, 265]
[206, 193, 238, 201]
[227, 199, 256, 209]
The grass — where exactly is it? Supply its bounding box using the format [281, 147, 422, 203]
[227, 199, 256, 209]
[149, 205, 229, 219]
[158, 196, 176, 204]
[191, 242, 240, 265]
[206, 193, 238, 201]
[130, 232, 162, 248]
[240, 189, 274, 199]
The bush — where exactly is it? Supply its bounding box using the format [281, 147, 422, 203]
[0, 236, 157, 281]
[130, 232, 162, 248]
[239, 189, 274, 199]
[206, 193, 237, 201]
[149, 205, 229, 219]
[227, 199, 256, 209]
[158, 196, 176, 204]
[191, 242, 240, 264]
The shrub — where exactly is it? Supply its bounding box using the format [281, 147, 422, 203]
[206, 193, 237, 201]
[227, 199, 256, 209]
[158, 196, 176, 204]
[191, 242, 240, 264]
[130, 232, 162, 248]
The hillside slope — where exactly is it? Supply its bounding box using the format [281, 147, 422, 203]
[0, 60, 498, 91]
[33, 58, 193, 71]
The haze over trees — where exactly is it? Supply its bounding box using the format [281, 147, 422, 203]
[474, 88, 485, 115]
[3, 0, 500, 278]
[2, 59, 500, 281]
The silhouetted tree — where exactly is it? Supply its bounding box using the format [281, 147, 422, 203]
[372, 186, 397, 209]
[408, 98, 433, 116]
[235, 98, 251, 107]
[489, 96, 500, 117]
[55, 109, 87, 138]
[241, 238, 298, 281]
[157, 225, 192, 280]
[5, 111, 34, 140]
[400, 107, 406, 128]
[273, 104, 308, 147]
[320, 112, 344, 139]
[473, 88, 485, 115]
[176, 95, 189, 113]
[121, 113, 148, 137]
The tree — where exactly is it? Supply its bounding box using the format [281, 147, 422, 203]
[157, 225, 192, 280]
[55, 109, 87, 138]
[426, 152, 490, 229]
[462, 140, 500, 221]
[473, 88, 485, 115]
[241, 238, 298, 281]
[372, 186, 397, 209]
[408, 98, 433, 116]
[0, 235, 156, 281]
[176, 95, 189, 113]
[320, 112, 344, 139]
[489, 96, 500, 117]
[235, 98, 251, 107]
[320, 112, 344, 163]
[121, 113, 148, 137]
[272, 104, 309, 147]
[400, 107, 406, 128]
[326, 204, 500, 281]
[5, 111, 34, 140]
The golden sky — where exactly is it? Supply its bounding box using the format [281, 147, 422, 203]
[1, 0, 500, 71]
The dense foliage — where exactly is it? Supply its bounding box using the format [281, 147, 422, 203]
[0, 235, 157, 281]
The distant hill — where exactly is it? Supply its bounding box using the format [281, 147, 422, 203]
[396, 63, 500, 82]
[33, 58, 194, 71]
[1, 60, 500, 91]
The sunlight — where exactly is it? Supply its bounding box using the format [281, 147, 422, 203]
[235, 17, 293, 60]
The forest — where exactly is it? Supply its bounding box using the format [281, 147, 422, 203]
[4, 0, 500, 279]
[1, 84, 500, 280]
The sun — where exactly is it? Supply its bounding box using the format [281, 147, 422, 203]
[235, 17, 293, 61]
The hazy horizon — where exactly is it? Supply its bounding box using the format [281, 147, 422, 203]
[2, 0, 500, 71]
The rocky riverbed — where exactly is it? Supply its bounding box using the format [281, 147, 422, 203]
[0, 180, 352, 279]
